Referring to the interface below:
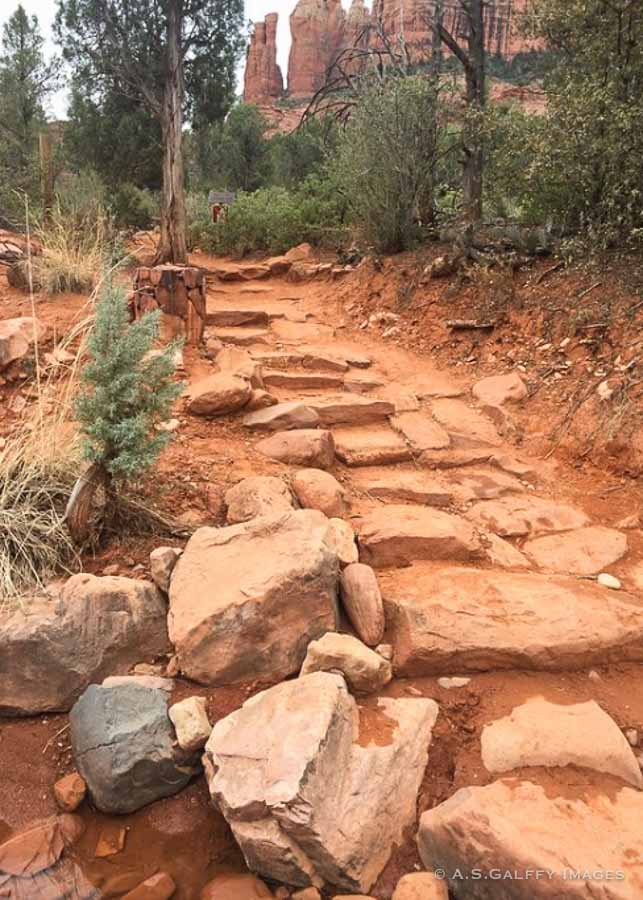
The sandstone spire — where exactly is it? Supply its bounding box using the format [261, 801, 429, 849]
[288, 0, 346, 98]
[243, 12, 284, 104]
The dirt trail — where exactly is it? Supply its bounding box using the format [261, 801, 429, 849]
[1, 256, 643, 897]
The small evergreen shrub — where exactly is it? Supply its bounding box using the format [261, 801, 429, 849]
[75, 282, 183, 481]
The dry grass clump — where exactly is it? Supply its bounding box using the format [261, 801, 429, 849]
[29, 204, 119, 295]
[0, 319, 89, 609]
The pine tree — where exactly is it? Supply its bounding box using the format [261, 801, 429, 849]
[75, 282, 183, 482]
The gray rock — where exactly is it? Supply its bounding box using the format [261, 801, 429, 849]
[70, 683, 197, 815]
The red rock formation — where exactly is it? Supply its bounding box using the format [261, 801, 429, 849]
[243, 13, 283, 104]
[288, 0, 346, 98]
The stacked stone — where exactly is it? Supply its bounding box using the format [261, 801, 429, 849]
[130, 264, 206, 345]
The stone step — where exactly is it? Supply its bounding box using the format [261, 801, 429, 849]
[333, 426, 413, 467]
[262, 369, 345, 391]
[357, 505, 483, 568]
[465, 495, 590, 537]
[206, 308, 269, 327]
[252, 350, 349, 373]
[380, 564, 643, 675]
[348, 467, 455, 507]
[213, 327, 272, 347]
[430, 398, 503, 447]
[307, 395, 395, 426]
[391, 412, 451, 452]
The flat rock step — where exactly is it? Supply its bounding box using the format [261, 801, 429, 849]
[381, 565, 643, 675]
[430, 398, 503, 448]
[348, 468, 455, 507]
[252, 350, 350, 372]
[307, 395, 395, 426]
[206, 308, 270, 327]
[391, 412, 450, 452]
[465, 495, 590, 537]
[333, 426, 412, 467]
[446, 467, 526, 502]
[262, 369, 345, 391]
[523, 525, 628, 575]
[213, 327, 272, 347]
[357, 505, 483, 568]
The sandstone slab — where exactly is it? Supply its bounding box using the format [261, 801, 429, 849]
[213, 326, 271, 346]
[358, 506, 483, 568]
[168, 510, 339, 684]
[524, 526, 628, 575]
[465, 495, 590, 537]
[349, 468, 453, 507]
[484, 534, 531, 569]
[0, 575, 170, 715]
[340, 563, 385, 647]
[417, 778, 643, 899]
[291, 468, 348, 517]
[391, 412, 450, 452]
[263, 369, 345, 391]
[256, 430, 335, 468]
[205, 672, 438, 892]
[429, 398, 502, 447]
[244, 400, 320, 431]
[333, 426, 413, 467]
[70, 683, 196, 814]
[481, 696, 642, 788]
[446, 468, 525, 502]
[392, 873, 448, 900]
[301, 633, 392, 693]
[383, 566, 643, 676]
[224, 475, 293, 523]
[187, 373, 251, 416]
[308, 395, 395, 426]
[472, 371, 527, 407]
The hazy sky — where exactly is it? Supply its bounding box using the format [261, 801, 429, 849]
[0, 0, 364, 117]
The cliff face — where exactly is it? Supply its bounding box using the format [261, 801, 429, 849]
[244, 0, 533, 105]
[243, 13, 284, 104]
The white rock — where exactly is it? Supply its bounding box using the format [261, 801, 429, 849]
[437, 677, 471, 689]
[481, 696, 643, 788]
[598, 572, 622, 590]
[149, 546, 182, 593]
[301, 633, 392, 693]
[327, 518, 359, 567]
[169, 696, 212, 752]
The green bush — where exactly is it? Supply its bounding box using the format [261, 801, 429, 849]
[110, 183, 158, 230]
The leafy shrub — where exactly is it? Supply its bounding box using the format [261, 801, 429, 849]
[185, 191, 218, 252]
[75, 281, 183, 481]
[110, 183, 158, 230]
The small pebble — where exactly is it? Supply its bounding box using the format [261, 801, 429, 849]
[625, 728, 639, 748]
[598, 573, 621, 590]
[438, 676, 471, 689]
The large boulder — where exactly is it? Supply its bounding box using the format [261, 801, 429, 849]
[358, 505, 483, 568]
[481, 696, 642, 788]
[383, 565, 643, 676]
[186, 373, 252, 417]
[0, 575, 170, 715]
[205, 672, 438, 892]
[417, 778, 643, 899]
[168, 510, 340, 684]
[0, 317, 46, 370]
[256, 429, 336, 469]
[224, 475, 294, 523]
[70, 682, 197, 814]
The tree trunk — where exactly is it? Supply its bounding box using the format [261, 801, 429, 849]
[462, 0, 485, 224]
[155, 0, 188, 265]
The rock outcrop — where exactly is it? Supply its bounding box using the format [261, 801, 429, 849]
[244, 13, 284, 104]
[288, 0, 345, 98]
[0, 575, 170, 715]
[168, 510, 340, 684]
[205, 672, 438, 892]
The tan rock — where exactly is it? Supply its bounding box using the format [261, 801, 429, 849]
[169, 695, 211, 752]
[349, 468, 453, 507]
[246, 388, 278, 411]
[327, 517, 358, 567]
[446, 467, 525, 502]
[523, 526, 628, 575]
[205, 671, 439, 891]
[292, 888, 321, 900]
[301, 632, 392, 692]
[257, 429, 336, 469]
[472, 371, 528, 406]
[149, 546, 182, 593]
[263, 369, 345, 391]
[358, 505, 483, 568]
[430, 398, 502, 447]
[384, 565, 643, 676]
[168, 510, 339, 684]
[484, 533, 531, 569]
[200, 872, 273, 900]
[417, 778, 643, 899]
[216, 346, 264, 388]
[392, 872, 448, 900]
[244, 400, 321, 431]
[292, 468, 349, 517]
[187, 373, 251, 416]
[0, 814, 83, 878]
[122, 872, 177, 900]
[0, 575, 170, 715]
[465, 495, 590, 537]
[340, 563, 385, 647]
[224, 475, 293, 523]
[308, 395, 395, 426]
[481, 696, 643, 788]
[0, 316, 46, 370]
[334, 426, 413, 467]
[391, 412, 450, 452]
[53, 773, 87, 813]
[213, 325, 271, 346]
[285, 242, 313, 261]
